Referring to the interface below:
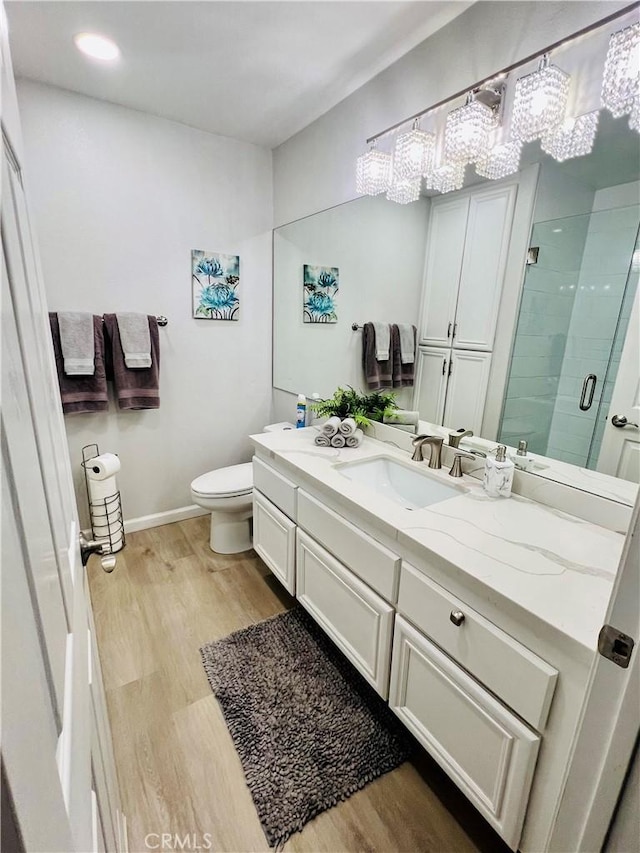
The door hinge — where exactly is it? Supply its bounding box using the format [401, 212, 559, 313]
[598, 625, 635, 669]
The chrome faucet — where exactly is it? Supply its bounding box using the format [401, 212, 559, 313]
[411, 435, 444, 468]
[448, 428, 474, 448]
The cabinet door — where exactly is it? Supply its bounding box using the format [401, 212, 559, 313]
[389, 616, 539, 850]
[253, 491, 296, 594]
[419, 195, 469, 347]
[443, 350, 492, 434]
[414, 346, 449, 426]
[454, 183, 517, 351]
[296, 530, 394, 698]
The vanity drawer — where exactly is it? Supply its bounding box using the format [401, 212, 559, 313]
[297, 490, 400, 602]
[296, 529, 394, 698]
[253, 456, 297, 520]
[398, 562, 557, 731]
[390, 615, 539, 850]
[253, 491, 296, 594]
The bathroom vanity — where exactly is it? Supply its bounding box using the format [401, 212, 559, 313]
[250, 427, 623, 853]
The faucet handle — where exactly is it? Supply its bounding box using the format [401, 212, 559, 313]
[449, 428, 474, 448]
[448, 452, 475, 478]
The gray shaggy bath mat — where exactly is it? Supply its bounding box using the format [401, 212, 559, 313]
[200, 607, 412, 848]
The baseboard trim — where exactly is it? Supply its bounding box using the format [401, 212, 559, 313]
[124, 505, 208, 534]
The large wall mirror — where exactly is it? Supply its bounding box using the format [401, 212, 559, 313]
[273, 20, 640, 504]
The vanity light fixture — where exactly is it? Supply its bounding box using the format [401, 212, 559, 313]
[386, 176, 422, 204]
[444, 92, 497, 163]
[541, 111, 600, 162]
[74, 32, 120, 61]
[511, 55, 570, 143]
[355, 142, 392, 196]
[601, 22, 640, 118]
[475, 138, 521, 180]
[425, 161, 466, 194]
[392, 120, 435, 179]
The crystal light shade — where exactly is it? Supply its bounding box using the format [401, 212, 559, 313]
[444, 99, 496, 162]
[629, 97, 639, 132]
[356, 147, 392, 195]
[511, 59, 571, 143]
[602, 23, 640, 118]
[393, 125, 435, 179]
[386, 176, 421, 204]
[425, 161, 466, 194]
[475, 140, 521, 180]
[541, 111, 599, 162]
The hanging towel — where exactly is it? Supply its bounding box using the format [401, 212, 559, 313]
[372, 322, 391, 361]
[49, 314, 108, 414]
[58, 312, 95, 375]
[115, 312, 152, 368]
[362, 323, 392, 390]
[314, 433, 331, 447]
[397, 324, 416, 365]
[391, 324, 415, 388]
[321, 416, 342, 437]
[345, 429, 364, 448]
[104, 314, 160, 410]
[338, 417, 357, 437]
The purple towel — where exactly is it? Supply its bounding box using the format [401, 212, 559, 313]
[49, 313, 109, 414]
[103, 314, 160, 410]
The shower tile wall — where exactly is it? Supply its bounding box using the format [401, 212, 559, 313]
[547, 202, 640, 466]
[500, 217, 588, 454]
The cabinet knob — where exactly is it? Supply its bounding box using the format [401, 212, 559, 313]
[450, 610, 465, 627]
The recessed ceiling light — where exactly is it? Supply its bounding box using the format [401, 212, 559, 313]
[74, 33, 120, 62]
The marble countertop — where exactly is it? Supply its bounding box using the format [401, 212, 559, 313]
[251, 427, 625, 656]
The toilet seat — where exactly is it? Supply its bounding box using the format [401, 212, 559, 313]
[191, 462, 253, 499]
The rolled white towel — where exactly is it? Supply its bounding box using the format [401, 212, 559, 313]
[314, 434, 331, 447]
[330, 433, 346, 447]
[321, 416, 341, 437]
[345, 429, 364, 448]
[389, 423, 417, 434]
[338, 417, 357, 436]
[384, 409, 419, 426]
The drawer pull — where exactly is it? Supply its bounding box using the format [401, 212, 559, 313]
[450, 610, 465, 627]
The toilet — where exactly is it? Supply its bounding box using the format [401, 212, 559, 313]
[190, 423, 293, 554]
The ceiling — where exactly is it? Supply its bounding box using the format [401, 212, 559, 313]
[6, 1, 472, 149]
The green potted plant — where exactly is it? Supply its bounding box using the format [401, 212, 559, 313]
[310, 387, 398, 427]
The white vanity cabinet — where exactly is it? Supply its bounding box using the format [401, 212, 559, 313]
[253, 490, 296, 594]
[419, 182, 517, 351]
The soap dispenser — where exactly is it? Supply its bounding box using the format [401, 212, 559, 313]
[483, 444, 514, 498]
[513, 439, 535, 472]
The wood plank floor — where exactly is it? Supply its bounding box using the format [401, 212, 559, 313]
[88, 518, 511, 853]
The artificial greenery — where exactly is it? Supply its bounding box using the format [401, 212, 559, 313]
[310, 386, 398, 427]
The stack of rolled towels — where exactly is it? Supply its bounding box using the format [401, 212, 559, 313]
[315, 417, 364, 448]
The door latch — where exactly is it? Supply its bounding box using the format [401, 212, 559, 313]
[598, 625, 635, 669]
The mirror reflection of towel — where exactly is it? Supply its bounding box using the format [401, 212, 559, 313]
[362, 323, 415, 389]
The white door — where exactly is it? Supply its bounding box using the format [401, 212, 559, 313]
[598, 289, 640, 482]
[419, 195, 468, 347]
[443, 349, 492, 435]
[1, 12, 123, 851]
[414, 346, 449, 425]
[454, 183, 517, 351]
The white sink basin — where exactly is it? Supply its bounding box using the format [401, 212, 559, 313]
[335, 455, 465, 510]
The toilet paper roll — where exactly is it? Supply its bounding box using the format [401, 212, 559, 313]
[86, 452, 121, 481]
[88, 474, 124, 553]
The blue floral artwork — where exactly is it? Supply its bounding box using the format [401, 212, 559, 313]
[192, 250, 240, 320]
[303, 265, 339, 324]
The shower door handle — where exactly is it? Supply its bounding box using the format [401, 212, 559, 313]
[579, 374, 597, 411]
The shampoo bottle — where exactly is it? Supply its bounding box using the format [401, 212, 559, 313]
[296, 394, 307, 429]
[483, 444, 514, 498]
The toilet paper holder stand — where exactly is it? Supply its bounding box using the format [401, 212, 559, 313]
[81, 443, 126, 572]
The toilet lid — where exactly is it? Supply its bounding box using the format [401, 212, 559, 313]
[191, 462, 253, 498]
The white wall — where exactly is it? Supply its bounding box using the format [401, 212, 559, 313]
[272, 1, 626, 227]
[273, 193, 429, 401]
[17, 80, 273, 525]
